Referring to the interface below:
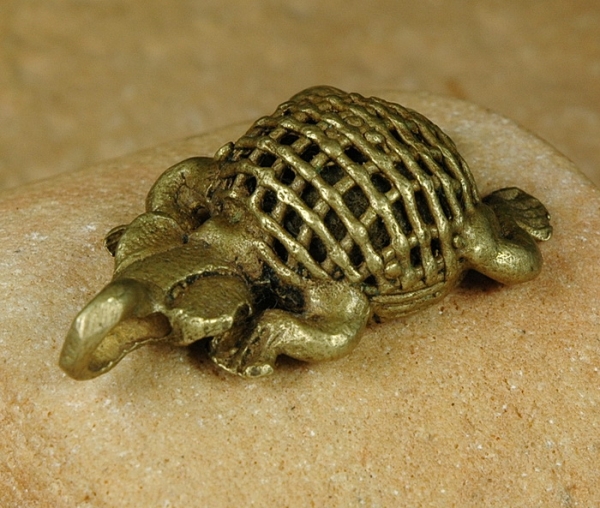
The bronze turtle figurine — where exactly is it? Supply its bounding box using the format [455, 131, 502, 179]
[59, 86, 552, 379]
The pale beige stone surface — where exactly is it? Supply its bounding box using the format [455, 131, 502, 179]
[1, 1, 600, 190]
[1, 93, 599, 507]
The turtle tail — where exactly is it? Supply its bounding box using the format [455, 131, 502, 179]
[482, 187, 552, 242]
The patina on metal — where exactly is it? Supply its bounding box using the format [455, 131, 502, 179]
[59, 86, 552, 380]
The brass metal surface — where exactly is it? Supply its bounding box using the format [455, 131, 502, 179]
[59, 86, 552, 379]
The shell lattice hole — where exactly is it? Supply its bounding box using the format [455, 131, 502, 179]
[259, 153, 276, 168]
[394, 161, 415, 181]
[392, 199, 413, 235]
[370, 173, 392, 193]
[430, 147, 443, 162]
[431, 237, 442, 259]
[301, 183, 320, 208]
[343, 186, 370, 219]
[279, 166, 296, 185]
[244, 176, 257, 195]
[349, 243, 364, 267]
[362, 275, 378, 295]
[272, 238, 289, 263]
[409, 124, 426, 144]
[363, 274, 377, 287]
[390, 127, 404, 144]
[309, 235, 327, 263]
[410, 246, 422, 267]
[324, 209, 347, 241]
[415, 190, 435, 225]
[344, 146, 368, 164]
[368, 217, 391, 250]
[414, 152, 433, 176]
[279, 133, 299, 145]
[283, 209, 303, 237]
[320, 163, 345, 185]
[261, 189, 277, 213]
[437, 189, 454, 220]
[300, 144, 320, 163]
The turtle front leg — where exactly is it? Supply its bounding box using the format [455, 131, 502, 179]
[104, 157, 219, 257]
[460, 187, 552, 284]
[145, 156, 220, 232]
[210, 280, 371, 377]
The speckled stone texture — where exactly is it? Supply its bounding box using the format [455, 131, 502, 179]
[0, 93, 598, 507]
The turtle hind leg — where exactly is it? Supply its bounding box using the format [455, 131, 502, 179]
[210, 281, 371, 377]
[483, 187, 552, 242]
[461, 194, 549, 285]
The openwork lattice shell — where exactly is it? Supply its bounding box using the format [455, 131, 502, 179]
[220, 88, 480, 303]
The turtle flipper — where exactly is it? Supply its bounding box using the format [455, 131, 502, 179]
[461, 187, 552, 285]
[460, 201, 545, 285]
[483, 187, 552, 242]
[210, 281, 371, 377]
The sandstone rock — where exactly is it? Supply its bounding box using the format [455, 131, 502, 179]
[1, 93, 598, 507]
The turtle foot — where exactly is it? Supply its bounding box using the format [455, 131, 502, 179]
[483, 187, 552, 242]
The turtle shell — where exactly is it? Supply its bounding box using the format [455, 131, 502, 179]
[216, 86, 481, 316]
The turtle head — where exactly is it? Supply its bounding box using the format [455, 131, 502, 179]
[60, 212, 253, 380]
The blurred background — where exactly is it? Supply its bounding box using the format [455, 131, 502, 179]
[1, 0, 598, 191]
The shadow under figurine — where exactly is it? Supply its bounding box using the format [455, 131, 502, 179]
[59, 86, 552, 380]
